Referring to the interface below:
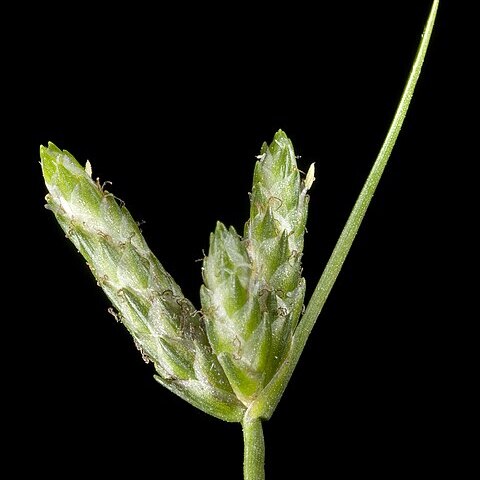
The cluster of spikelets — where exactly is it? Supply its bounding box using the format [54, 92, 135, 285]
[41, 130, 314, 422]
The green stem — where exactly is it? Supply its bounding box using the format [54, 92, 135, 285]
[248, 0, 439, 421]
[242, 416, 265, 480]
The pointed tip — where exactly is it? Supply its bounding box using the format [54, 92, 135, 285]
[269, 130, 293, 153]
[259, 141, 269, 156]
[40, 142, 63, 159]
[210, 221, 228, 252]
[40, 142, 59, 184]
[48, 141, 62, 152]
[213, 221, 240, 244]
[257, 131, 291, 163]
[272, 130, 291, 148]
[304, 163, 316, 190]
[215, 220, 227, 233]
[274, 129, 287, 140]
[259, 129, 297, 179]
[40, 142, 94, 203]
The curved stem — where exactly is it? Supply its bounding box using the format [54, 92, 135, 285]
[242, 417, 265, 480]
[248, 0, 439, 421]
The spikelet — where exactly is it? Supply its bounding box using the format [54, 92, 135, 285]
[40, 143, 245, 422]
[201, 130, 313, 405]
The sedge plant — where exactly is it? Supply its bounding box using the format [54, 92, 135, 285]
[40, 2, 438, 478]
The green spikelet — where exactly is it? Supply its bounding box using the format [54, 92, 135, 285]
[201, 130, 313, 405]
[40, 142, 245, 422]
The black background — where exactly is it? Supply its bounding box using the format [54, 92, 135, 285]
[8, 1, 463, 477]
